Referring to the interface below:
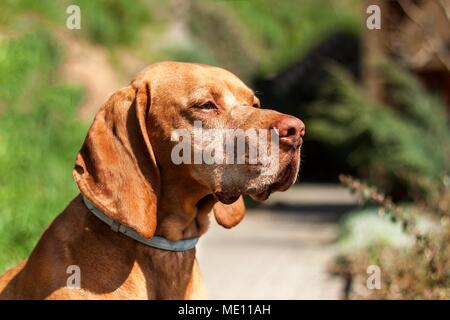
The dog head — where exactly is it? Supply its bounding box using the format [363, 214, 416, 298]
[74, 62, 305, 238]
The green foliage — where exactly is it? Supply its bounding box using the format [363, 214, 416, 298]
[184, 0, 360, 80]
[223, 0, 361, 75]
[0, 0, 61, 26]
[188, 1, 258, 80]
[0, 0, 360, 79]
[73, 0, 150, 45]
[0, 32, 86, 273]
[0, 31, 60, 105]
[162, 44, 217, 66]
[332, 177, 450, 299]
[0, 0, 150, 46]
[308, 65, 450, 201]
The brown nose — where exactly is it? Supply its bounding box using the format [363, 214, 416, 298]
[273, 115, 305, 148]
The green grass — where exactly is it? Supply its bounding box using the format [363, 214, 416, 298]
[0, 31, 86, 273]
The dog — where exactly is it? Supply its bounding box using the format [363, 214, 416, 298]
[0, 62, 305, 299]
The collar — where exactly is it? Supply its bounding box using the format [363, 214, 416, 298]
[82, 195, 199, 252]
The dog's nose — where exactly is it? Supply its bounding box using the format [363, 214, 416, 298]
[273, 116, 305, 148]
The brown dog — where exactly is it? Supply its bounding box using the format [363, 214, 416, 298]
[0, 62, 304, 299]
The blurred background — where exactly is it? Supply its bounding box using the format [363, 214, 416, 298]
[0, 0, 449, 299]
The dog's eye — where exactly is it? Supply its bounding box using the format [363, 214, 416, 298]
[199, 102, 217, 110]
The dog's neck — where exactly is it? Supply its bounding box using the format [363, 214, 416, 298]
[155, 176, 216, 241]
[72, 196, 197, 299]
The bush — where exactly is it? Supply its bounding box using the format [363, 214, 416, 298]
[0, 0, 150, 46]
[74, 0, 150, 46]
[223, 0, 360, 76]
[308, 64, 450, 202]
[330, 176, 450, 299]
[0, 31, 86, 273]
[185, 0, 360, 80]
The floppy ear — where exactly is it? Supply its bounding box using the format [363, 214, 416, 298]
[73, 84, 160, 238]
[213, 196, 246, 228]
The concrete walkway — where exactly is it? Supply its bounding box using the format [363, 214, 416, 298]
[197, 184, 358, 299]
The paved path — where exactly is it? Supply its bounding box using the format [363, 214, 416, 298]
[197, 184, 358, 299]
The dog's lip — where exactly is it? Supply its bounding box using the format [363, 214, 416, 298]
[216, 151, 300, 202]
[273, 165, 292, 190]
[248, 189, 271, 201]
[214, 192, 241, 204]
[248, 160, 297, 201]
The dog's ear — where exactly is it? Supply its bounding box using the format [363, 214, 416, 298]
[73, 84, 160, 238]
[213, 196, 246, 228]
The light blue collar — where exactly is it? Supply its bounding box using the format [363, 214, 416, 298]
[82, 195, 199, 252]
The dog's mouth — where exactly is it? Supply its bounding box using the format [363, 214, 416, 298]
[212, 150, 301, 204]
[213, 163, 296, 204]
[248, 154, 300, 202]
[213, 192, 241, 205]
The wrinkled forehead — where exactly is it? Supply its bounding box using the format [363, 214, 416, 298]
[135, 62, 255, 105]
